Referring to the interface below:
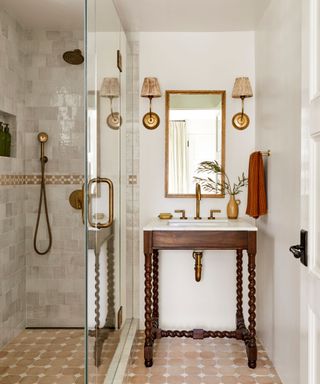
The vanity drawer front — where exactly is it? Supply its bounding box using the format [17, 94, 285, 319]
[152, 231, 249, 250]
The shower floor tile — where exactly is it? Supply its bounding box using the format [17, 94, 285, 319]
[124, 332, 283, 384]
[0, 329, 84, 384]
[0, 328, 120, 384]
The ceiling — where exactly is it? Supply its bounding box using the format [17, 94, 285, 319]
[114, 0, 271, 32]
[0, 0, 271, 32]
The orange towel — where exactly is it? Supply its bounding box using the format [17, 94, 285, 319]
[246, 151, 267, 219]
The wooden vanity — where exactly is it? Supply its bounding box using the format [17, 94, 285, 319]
[143, 219, 258, 369]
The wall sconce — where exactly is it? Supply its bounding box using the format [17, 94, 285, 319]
[141, 77, 161, 129]
[100, 77, 122, 130]
[231, 77, 253, 130]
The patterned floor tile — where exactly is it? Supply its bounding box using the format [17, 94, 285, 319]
[0, 329, 120, 384]
[124, 332, 283, 384]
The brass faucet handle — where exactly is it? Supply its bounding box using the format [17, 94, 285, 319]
[208, 209, 222, 220]
[175, 209, 187, 220]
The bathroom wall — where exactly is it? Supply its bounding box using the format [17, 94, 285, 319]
[255, 0, 301, 383]
[0, 9, 27, 348]
[23, 30, 85, 327]
[139, 32, 256, 329]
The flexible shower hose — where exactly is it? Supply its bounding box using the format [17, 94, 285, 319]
[33, 156, 52, 255]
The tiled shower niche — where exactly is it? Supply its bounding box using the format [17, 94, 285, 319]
[0, 110, 16, 158]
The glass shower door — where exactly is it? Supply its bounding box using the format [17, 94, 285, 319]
[85, 0, 133, 382]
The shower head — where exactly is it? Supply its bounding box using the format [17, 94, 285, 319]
[38, 132, 48, 143]
[63, 49, 84, 65]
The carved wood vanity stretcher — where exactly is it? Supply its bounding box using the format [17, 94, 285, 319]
[143, 220, 258, 369]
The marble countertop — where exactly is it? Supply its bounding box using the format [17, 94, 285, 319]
[143, 218, 257, 232]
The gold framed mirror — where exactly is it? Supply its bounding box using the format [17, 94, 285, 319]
[165, 90, 226, 198]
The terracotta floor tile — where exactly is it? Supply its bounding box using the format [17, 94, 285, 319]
[0, 329, 118, 384]
[127, 374, 151, 384]
[199, 376, 222, 384]
[37, 376, 59, 384]
[166, 375, 186, 384]
[220, 376, 239, 384]
[1, 329, 283, 384]
[200, 366, 219, 375]
[0, 366, 8, 374]
[199, 351, 215, 359]
[19, 377, 40, 384]
[167, 366, 184, 375]
[44, 366, 62, 375]
[237, 375, 256, 384]
[182, 375, 204, 384]
[0, 375, 21, 384]
[183, 351, 200, 359]
[125, 335, 283, 384]
[185, 366, 202, 375]
[255, 377, 282, 384]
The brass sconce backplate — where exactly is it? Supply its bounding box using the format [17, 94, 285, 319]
[143, 112, 160, 130]
[232, 112, 250, 130]
[107, 112, 122, 130]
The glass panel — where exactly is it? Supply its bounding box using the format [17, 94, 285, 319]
[86, 0, 134, 382]
[313, 137, 320, 273]
[0, 1, 86, 383]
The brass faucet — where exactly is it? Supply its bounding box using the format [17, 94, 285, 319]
[194, 183, 202, 220]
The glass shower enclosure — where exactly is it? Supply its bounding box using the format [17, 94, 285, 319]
[85, 0, 135, 382]
[0, 0, 135, 382]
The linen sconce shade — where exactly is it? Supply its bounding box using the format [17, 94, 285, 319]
[231, 77, 253, 130]
[140, 77, 161, 129]
[141, 77, 161, 98]
[100, 77, 122, 129]
[100, 77, 120, 97]
[232, 77, 253, 98]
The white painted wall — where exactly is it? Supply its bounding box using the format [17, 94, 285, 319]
[255, 1, 301, 383]
[139, 32, 256, 329]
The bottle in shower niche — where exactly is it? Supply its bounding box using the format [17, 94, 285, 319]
[0, 122, 5, 156]
[4, 123, 11, 157]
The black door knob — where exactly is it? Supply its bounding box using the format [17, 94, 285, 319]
[289, 230, 308, 267]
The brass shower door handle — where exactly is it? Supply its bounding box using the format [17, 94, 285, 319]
[88, 177, 114, 228]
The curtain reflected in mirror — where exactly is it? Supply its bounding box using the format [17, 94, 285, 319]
[166, 91, 226, 197]
[169, 120, 188, 193]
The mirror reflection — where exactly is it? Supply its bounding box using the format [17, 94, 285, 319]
[165, 91, 226, 197]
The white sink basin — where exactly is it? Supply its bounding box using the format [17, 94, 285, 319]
[168, 218, 229, 227]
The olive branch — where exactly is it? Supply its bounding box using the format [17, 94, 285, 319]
[194, 160, 248, 196]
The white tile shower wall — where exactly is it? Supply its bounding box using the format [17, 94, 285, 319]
[23, 30, 85, 327]
[24, 30, 84, 176]
[0, 10, 27, 348]
[0, 186, 26, 347]
[25, 184, 84, 327]
[139, 32, 256, 329]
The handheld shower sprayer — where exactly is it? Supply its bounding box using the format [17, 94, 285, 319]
[38, 132, 48, 142]
[34, 132, 52, 255]
[38, 132, 48, 162]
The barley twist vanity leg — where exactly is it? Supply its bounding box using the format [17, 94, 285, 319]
[247, 251, 257, 368]
[144, 251, 153, 367]
[152, 250, 159, 333]
[236, 249, 246, 338]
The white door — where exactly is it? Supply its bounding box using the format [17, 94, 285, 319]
[300, 0, 320, 382]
